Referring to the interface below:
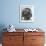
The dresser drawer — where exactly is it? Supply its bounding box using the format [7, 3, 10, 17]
[32, 44, 44, 46]
[24, 32, 44, 36]
[3, 36, 23, 46]
[3, 43, 23, 46]
[3, 32, 23, 36]
[32, 36, 45, 44]
[3, 35, 23, 44]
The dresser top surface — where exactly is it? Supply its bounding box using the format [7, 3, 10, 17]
[3, 29, 45, 33]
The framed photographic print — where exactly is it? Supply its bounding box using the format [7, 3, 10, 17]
[20, 5, 34, 22]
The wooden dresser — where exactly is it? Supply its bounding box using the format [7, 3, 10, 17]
[2, 29, 45, 46]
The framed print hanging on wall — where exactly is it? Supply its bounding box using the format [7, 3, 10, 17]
[20, 5, 34, 22]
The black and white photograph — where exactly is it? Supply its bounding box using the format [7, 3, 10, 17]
[20, 5, 34, 22]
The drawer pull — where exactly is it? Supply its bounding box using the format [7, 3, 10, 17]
[9, 38, 13, 40]
[32, 39, 36, 40]
[9, 38, 12, 40]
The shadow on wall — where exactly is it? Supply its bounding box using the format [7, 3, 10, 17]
[0, 24, 7, 43]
